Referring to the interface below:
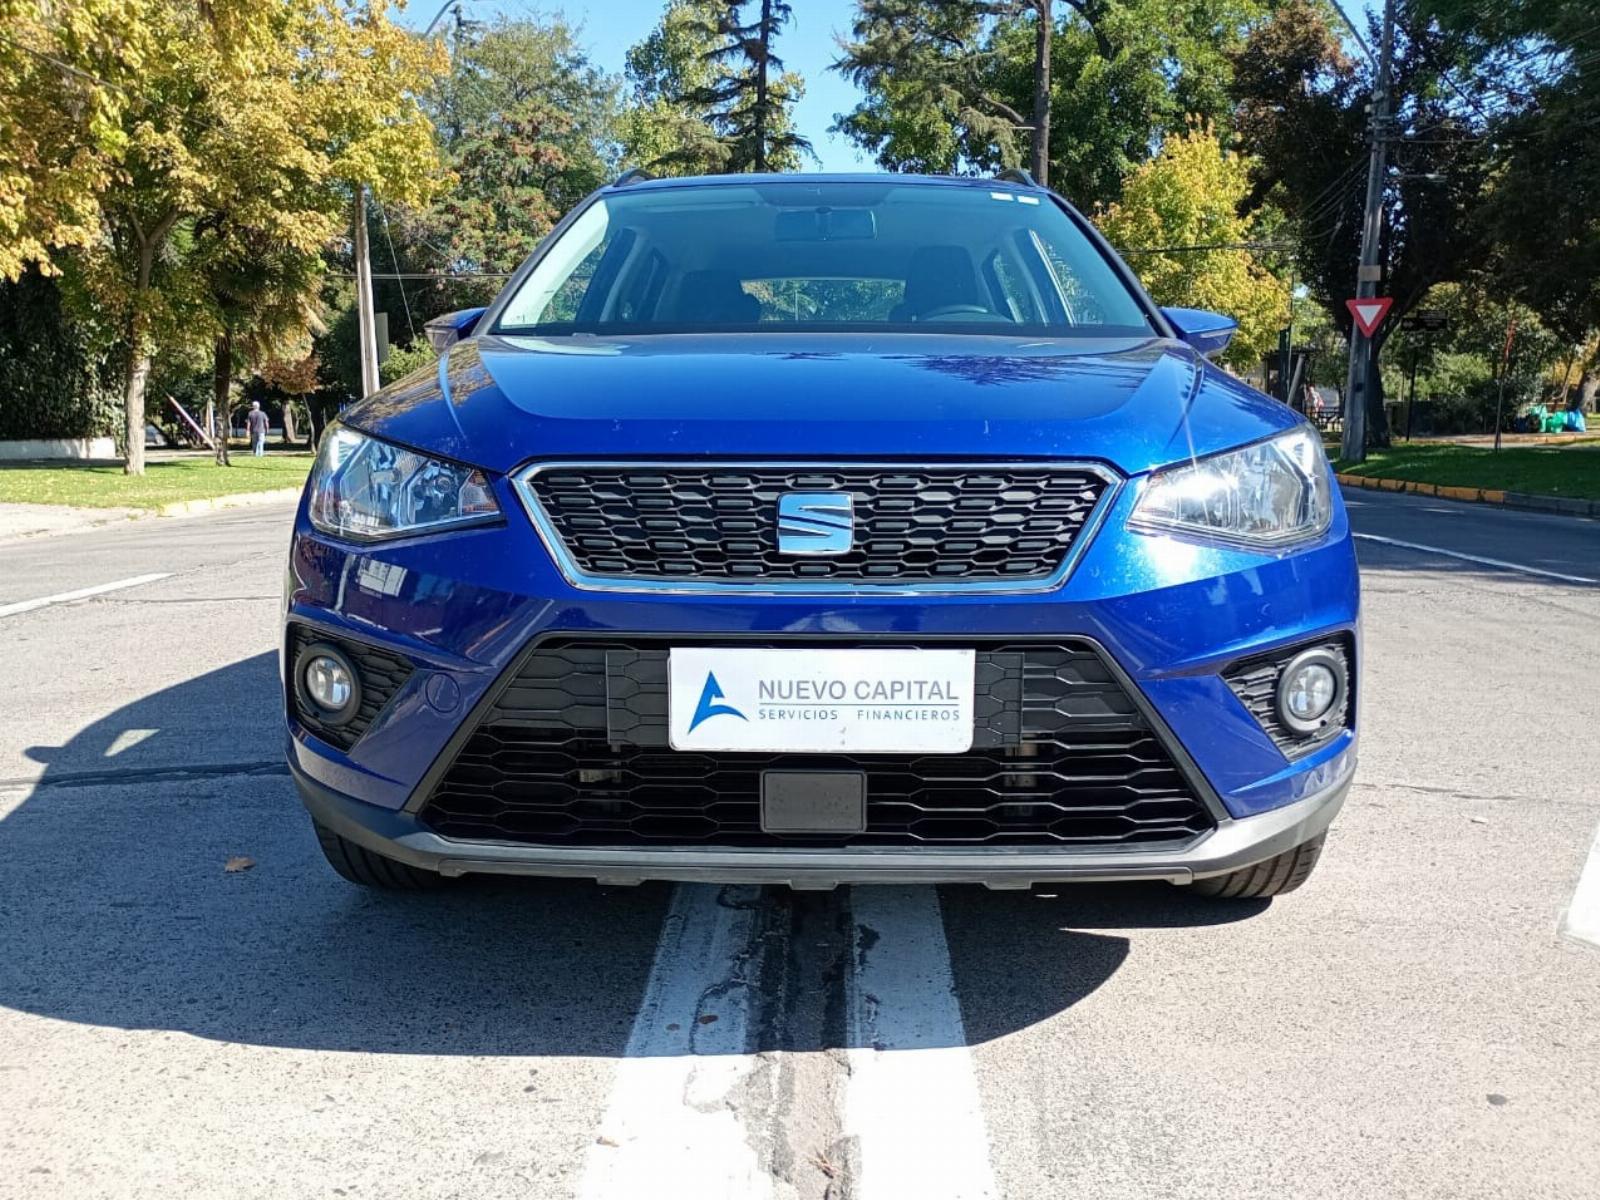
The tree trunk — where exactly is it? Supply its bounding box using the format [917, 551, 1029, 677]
[1031, 1, 1051, 186]
[1575, 368, 1599, 413]
[121, 219, 174, 476]
[282, 400, 298, 446]
[307, 397, 332, 449]
[212, 332, 232, 466]
[122, 240, 158, 476]
[754, 0, 771, 172]
[124, 350, 150, 476]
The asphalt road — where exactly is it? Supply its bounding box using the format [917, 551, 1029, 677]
[1, 489, 1596, 1200]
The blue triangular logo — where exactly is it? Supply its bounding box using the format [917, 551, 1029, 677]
[688, 671, 747, 732]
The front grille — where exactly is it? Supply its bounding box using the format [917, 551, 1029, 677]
[1224, 637, 1353, 759]
[418, 638, 1214, 848]
[287, 624, 414, 751]
[524, 464, 1112, 585]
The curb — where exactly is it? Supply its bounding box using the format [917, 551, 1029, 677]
[156, 487, 302, 518]
[1335, 473, 1600, 519]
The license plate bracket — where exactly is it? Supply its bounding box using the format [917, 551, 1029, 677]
[761, 771, 867, 834]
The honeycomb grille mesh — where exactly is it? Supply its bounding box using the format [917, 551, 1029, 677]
[419, 638, 1214, 849]
[526, 465, 1111, 583]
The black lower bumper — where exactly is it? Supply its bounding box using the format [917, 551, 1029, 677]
[294, 760, 1350, 891]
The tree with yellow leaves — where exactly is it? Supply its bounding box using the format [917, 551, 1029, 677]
[0, 1, 444, 473]
[1097, 125, 1287, 373]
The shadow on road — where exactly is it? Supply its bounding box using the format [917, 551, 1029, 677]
[2, 652, 1262, 1058]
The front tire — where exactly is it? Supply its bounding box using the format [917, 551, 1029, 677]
[313, 819, 447, 890]
[1188, 833, 1326, 899]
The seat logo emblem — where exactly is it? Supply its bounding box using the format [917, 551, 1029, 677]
[688, 671, 747, 733]
[777, 492, 854, 555]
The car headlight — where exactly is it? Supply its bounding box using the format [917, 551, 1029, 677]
[1130, 427, 1332, 548]
[306, 428, 500, 541]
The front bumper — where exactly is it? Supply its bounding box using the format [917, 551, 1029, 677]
[285, 461, 1362, 881]
[293, 757, 1350, 889]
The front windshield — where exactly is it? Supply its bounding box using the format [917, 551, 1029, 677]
[493, 180, 1154, 337]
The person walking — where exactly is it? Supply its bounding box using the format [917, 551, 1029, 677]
[246, 401, 269, 457]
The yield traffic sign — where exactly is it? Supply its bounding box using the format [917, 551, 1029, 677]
[1345, 296, 1393, 337]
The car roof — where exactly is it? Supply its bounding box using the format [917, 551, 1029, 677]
[601, 172, 1048, 196]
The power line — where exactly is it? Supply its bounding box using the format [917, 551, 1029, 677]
[372, 195, 417, 341]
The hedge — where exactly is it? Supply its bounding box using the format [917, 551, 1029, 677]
[0, 271, 121, 441]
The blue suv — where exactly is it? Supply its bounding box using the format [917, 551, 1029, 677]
[285, 172, 1358, 900]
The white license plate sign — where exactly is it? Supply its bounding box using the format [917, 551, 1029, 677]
[669, 647, 976, 754]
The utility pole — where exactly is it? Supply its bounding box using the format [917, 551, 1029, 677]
[353, 185, 381, 399]
[1341, 0, 1395, 464]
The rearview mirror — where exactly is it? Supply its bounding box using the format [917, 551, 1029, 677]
[774, 208, 878, 242]
[424, 307, 487, 353]
[1161, 307, 1238, 358]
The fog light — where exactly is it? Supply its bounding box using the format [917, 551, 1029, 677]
[1276, 648, 1345, 734]
[297, 644, 360, 724]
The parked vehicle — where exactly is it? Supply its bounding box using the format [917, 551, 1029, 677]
[284, 172, 1358, 898]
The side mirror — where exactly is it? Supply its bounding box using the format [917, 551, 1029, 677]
[424, 307, 487, 354]
[1161, 307, 1238, 358]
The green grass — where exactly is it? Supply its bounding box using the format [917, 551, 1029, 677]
[1333, 440, 1600, 501]
[0, 453, 313, 509]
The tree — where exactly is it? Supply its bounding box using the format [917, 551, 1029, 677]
[8, 1, 443, 474]
[659, 0, 812, 173]
[1421, 0, 1600, 409]
[620, 0, 734, 174]
[1098, 126, 1288, 369]
[194, 229, 327, 465]
[834, 1, 1042, 179]
[428, 17, 620, 274]
[1228, 0, 1489, 445]
[0, 0, 140, 280]
[834, 1, 1266, 206]
[258, 352, 321, 445]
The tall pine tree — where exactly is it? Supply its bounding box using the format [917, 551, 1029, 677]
[671, 0, 812, 172]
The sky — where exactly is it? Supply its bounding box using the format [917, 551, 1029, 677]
[399, 0, 874, 172]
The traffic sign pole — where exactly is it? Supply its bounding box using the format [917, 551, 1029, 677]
[1397, 311, 1448, 442]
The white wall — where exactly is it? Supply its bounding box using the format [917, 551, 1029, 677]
[0, 438, 118, 461]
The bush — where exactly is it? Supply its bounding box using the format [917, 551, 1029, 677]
[0, 271, 121, 440]
[379, 340, 438, 386]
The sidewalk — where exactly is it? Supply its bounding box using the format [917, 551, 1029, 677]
[0, 503, 145, 543]
[0, 488, 300, 544]
[1336, 472, 1600, 519]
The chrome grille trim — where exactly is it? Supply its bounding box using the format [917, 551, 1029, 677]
[510, 460, 1122, 596]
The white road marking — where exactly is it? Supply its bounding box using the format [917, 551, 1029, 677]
[579, 884, 774, 1200]
[1562, 820, 1600, 949]
[1352, 533, 1598, 585]
[0, 573, 172, 619]
[844, 887, 997, 1200]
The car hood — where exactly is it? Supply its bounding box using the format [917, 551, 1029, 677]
[345, 332, 1301, 478]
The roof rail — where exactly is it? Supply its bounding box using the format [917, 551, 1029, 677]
[993, 167, 1038, 187]
[613, 167, 655, 187]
